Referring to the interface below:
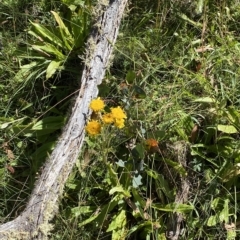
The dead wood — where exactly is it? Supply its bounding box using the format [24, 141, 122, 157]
[0, 0, 128, 239]
[165, 141, 191, 240]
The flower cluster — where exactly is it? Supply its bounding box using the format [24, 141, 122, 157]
[85, 97, 127, 136]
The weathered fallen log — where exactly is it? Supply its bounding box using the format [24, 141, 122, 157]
[0, 0, 128, 239]
[166, 141, 190, 240]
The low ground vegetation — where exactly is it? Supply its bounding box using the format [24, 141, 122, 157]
[0, 0, 240, 239]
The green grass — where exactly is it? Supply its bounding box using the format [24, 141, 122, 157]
[1, 0, 240, 239]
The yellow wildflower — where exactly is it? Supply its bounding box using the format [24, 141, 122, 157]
[85, 120, 101, 135]
[114, 118, 125, 129]
[90, 97, 105, 112]
[111, 106, 127, 119]
[102, 113, 114, 124]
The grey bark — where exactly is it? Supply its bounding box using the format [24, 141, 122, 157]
[166, 141, 190, 240]
[0, 0, 128, 239]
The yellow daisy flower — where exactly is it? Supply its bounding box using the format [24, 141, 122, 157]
[102, 113, 114, 124]
[110, 106, 127, 119]
[89, 97, 105, 112]
[85, 120, 101, 135]
[114, 118, 125, 129]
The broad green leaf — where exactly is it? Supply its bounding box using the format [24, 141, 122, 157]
[175, 111, 194, 140]
[108, 210, 127, 240]
[31, 45, 51, 58]
[221, 163, 240, 182]
[220, 199, 229, 223]
[132, 174, 143, 188]
[109, 186, 131, 198]
[226, 107, 240, 126]
[147, 130, 165, 140]
[127, 221, 154, 236]
[132, 85, 146, 99]
[178, 13, 202, 28]
[126, 70, 136, 83]
[78, 214, 99, 227]
[13, 52, 46, 60]
[165, 159, 187, 177]
[193, 97, 216, 103]
[29, 21, 64, 48]
[19, 102, 34, 113]
[16, 55, 46, 62]
[211, 197, 220, 210]
[31, 141, 55, 161]
[207, 215, 217, 226]
[146, 169, 173, 199]
[106, 162, 118, 186]
[32, 116, 65, 130]
[135, 143, 145, 159]
[175, 127, 188, 141]
[17, 61, 49, 83]
[65, 182, 77, 189]
[35, 63, 50, 79]
[217, 125, 238, 134]
[191, 147, 219, 167]
[128, 201, 144, 220]
[158, 233, 167, 240]
[116, 159, 126, 167]
[94, 195, 120, 227]
[132, 187, 146, 208]
[107, 209, 126, 232]
[217, 135, 234, 142]
[78, 196, 119, 227]
[28, 30, 44, 42]
[14, 62, 38, 82]
[196, 0, 203, 14]
[0, 117, 26, 129]
[51, 11, 73, 50]
[112, 229, 126, 240]
[156, 175, 174, 200]
[208, 144, 233, 158]
[12, 124, 35, 136]
[13, 117, 65, 138]
[71, 15, 86, 48]
[32, 44, 65, 60]
[146, 169, 158, 179]
[46, 60, 63, 79]
[51, 11, 72, 38]
[71, 206, 95, 217]
[152, 203, 194, 213]
[98, 82, 111, 96]
[0, 122, 12, 129]
[119, 161, 133, 189]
